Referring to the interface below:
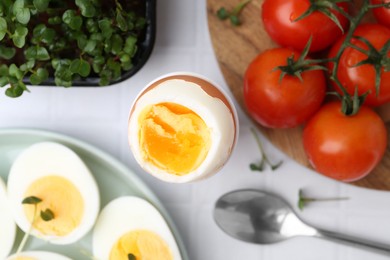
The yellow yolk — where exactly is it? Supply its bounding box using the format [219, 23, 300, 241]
[12, 257, 37, 260]
[23, 175, 84, 236]
[109, 230, 173, 260]
[138, 102, 211, 175]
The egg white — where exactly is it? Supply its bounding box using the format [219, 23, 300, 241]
[7, 142, 100, 245]
[7, 251, 72, 260]
[128, 72, 238, 183]
[0, 177, 16, 259]
[93, 196, 182, 260]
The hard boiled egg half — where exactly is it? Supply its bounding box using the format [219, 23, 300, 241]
[7, 251, 72, 260]
[8, 142, 100, 245]
[0, 177, 16, 259]
[128, 73, 238, 183]
[93, 196, 182, 260]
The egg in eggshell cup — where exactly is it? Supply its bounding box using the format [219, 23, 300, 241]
[128, 72, 239, 183]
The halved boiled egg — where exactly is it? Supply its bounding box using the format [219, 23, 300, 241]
[128, 73, 238, 183]
[7, 142, 100, 245]
[93, 196, 182, 260]
[7, 251, 72, 260]
[0, 177, 16, 259]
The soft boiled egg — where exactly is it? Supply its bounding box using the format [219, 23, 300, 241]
[93, 196, 182, 260]
[128, 73, 238, 183]
[0, 177, 16, 259]
[7, 142, 100, 245]
[7, 251, 72, 260]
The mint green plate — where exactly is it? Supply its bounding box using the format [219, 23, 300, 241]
[0, 128, 189, 260]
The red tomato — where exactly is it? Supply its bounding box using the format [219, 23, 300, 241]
[328, 24, 390, 106]
[262, 0, 349, 52]
[371, 0, 390, 28]
[303, 102, 387, 182]
[243, 48, 326, 128]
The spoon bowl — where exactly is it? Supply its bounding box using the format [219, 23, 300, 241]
[214, 189, 390, 255]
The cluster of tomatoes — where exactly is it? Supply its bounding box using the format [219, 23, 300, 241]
[243, 0, 390, 182]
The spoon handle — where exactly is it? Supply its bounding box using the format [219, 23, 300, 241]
[315, 229, 390, 256]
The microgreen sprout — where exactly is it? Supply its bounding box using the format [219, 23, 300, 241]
[298, 189, 349, 211]
[217, 0, 251, 26]
[128, 253, 136, 260]
[249, 127, 283, 172]
[17, 195, 55, 253]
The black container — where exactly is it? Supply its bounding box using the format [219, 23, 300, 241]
[22, 0, 156, 87]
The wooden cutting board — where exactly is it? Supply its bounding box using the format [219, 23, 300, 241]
[207, 0, 390, 190]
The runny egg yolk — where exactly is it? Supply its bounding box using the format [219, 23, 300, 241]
[23, 175, 84, 236]
[109, 230, 173, 260]
[138, 102, 211, 175]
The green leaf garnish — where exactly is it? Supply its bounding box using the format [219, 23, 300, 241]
[128, 253, 136, 260]
[217, 0, 251, 26]
[22, 196, 42, 205]
[40, 208, 55, 221]
[33, 0, 50, 12]
[298, 189, 350, 211]
[0, 17, 7, 41]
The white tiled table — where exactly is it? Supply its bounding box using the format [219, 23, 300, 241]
[1, 1, 390, 259]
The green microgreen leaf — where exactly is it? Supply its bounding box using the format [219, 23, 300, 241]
[111, 34, 123, 55]
[0, 77, 8, 87]
[22, 196, 42, 205]
[230, 15, 240, 26]
[83, 39, 97, 53]
[30, 74, 42, 85]
[33, 0, 50, 12]
[6, 83, 25, 97]
[128, 253, 136, 260]
[93, 56, 105, 65]
[37, 68, 48, 81]
[13, 0, 24, 14]
[12, 25, 28, 48]
[33, 24, 56, 45]
[8, 64, 23, 80]
[36, 46, 50, 61]
[20, 60, 35, 72]
[0, 46, 16, 59]
[116, 11, 128, 31]
[79, 60, 91, 77]
[217, 0, 251, 26]
[16, 8, 31, 24]
[121, 61, 133, 71]
[135, 17, 146, 30]
[107, 58, 121, 80]
[0, 64, 8, 76]
[25, 46, 37, 60]
[77, 35, 88, 50]
[98, 18, 113, 39]
[40, 208, 55, 221]
[62, 11, 73, 25]
[0, 17, 7, 41]
[75, 0, 96, 17]
[120, 53, 130, 63]
[124, 36, 137, 56]
[70, 16, 83, 30]
[70, 59, 91, 77]
[48, 16, 61, 25]
[217, 7, 230, 20]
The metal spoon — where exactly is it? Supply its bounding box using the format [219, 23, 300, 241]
[214, 189, 390, 256]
